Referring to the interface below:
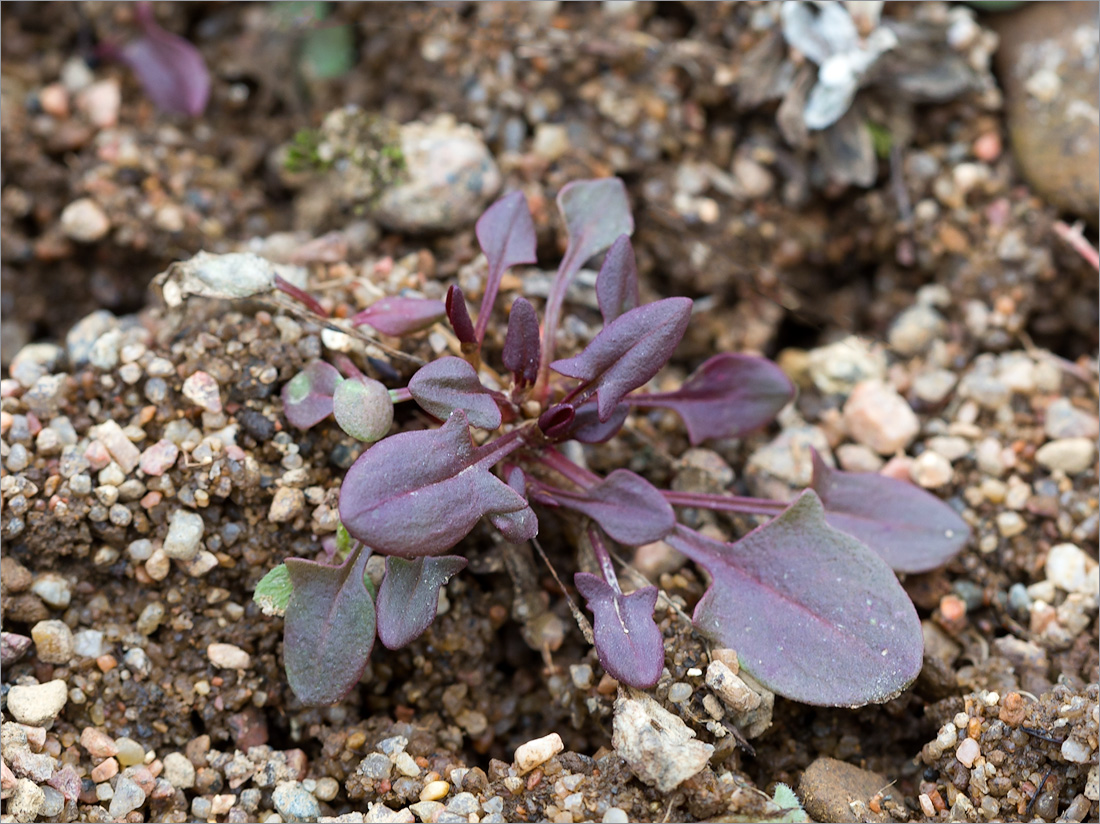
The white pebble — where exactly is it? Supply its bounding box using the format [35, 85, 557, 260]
[6, 680, 69, 726]
[955, 738, 980, 768]
[513, 732, 563, 774]
[1045, 543, 1100, 595]
[163, 509, 205, 561]
[207, 642, 252, 670]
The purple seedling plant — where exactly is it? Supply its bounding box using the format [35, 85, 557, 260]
[257, 181, 970, 709]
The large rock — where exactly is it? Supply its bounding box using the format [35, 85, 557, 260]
[993, 2, 1100, 222]
[798, 757, 892, 823]
[373, 116, 501, 233]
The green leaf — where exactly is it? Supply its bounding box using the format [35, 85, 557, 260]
[254, 564, 292, 617]
[283, 544, 376, 705]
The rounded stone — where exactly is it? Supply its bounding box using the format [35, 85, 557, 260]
[909, 451, 953, 489]
[31, 619, 75, 664]
[843, 381, 920, 455]
[993, 2, 1099, 220]
[1045, 543, 1100, 595]
[1035, 438, 1096, 475]
[161, 752, 196, 789]
[207, 642, 252, 670]
[374, 116, 501, 233]
[273, 781, 321, 822]
[59, 197, 110, 243]
[30, 572, 72, 609]
[7, 679, 69, 726]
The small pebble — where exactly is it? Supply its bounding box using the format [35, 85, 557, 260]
[315, 776, 340, 802]
[514, 732, 563, 774]
[108, 775, 146, 818]
[1045, 543, 1100, 595]
[91, 757, 119, 783]
[72, 629, 107, 658]
[420, 780, 451, 802]
[269, 486, 306, 523]
[30, 573, 72, 609]
[31, 619, 74, 664]
[1043, 398, 1099, 440]
[9, 778, 45, 823]
[161, 752, 196, 789]
[114, 737, 146, 767]
[668, 682, 692, 703]
[6, 680, 68, 726]
[163, 509, 205, 561]
[394, 752, 420, 778]
[139, 440, 180, 476]
[955, 737, 980, 768]
[843, 381, 920, 455]
[1035, 438, 1096, 475]
[909, 451, 953, 488]
[182, 371, 223, 413]
[59, 197, 110, 243]
[208, 642, 252, 670]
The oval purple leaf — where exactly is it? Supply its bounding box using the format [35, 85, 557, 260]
[568, 399, 629, 444]
[596, 234, 639, 324]
[376, 555, 467, 650]
[810, 449, 970, 573]
[551, 297, 692, 422]
[352, 296, 446, 336]
[630, 353, 795, 444]
[575, 573, 664, 689]
[119, 2, 211, 117]
[282, 360, 340, 430]
[666, 490, 923, 708]
[446, 285, 476, 345]
[283, 544, 375, 706]
[475, 191, 537, 343]
[338, 411, 530, 557]
[408, 356, 502, 430]
[502, 297, 541, 386]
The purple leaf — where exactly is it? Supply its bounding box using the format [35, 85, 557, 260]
[666, 490, 923, 707]
[557, 179, 635, 282]
[489, 464, 538, 544]
[810, 449, 970, 573]
[630, 353, 795, 444]
[539, 178, 635, 385]
[282, 361, 340, 430]
[118, 2, 210, 117]
[283, 544, 375, 706]
[549, 469, 675, 546]
[596, 235, 639, 324]
[475, 191, 537, 343]
[352, 296, 446, 336]
[538, 403, 576, 439]
[574, 573, 663, 688]
[568, 399, 629, 444]
[551, 297, 692, 422]
[446, 285, 476, 345]
[339, 411, 530, 557]
[502, 298, 541, 386]
[333, 376, 394, 443]
[408, 357, 502, 430]
[376, 555, 467, 650]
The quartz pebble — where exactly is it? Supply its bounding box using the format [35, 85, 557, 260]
[139, 440, 180, 476]
[514, 733, 563, 774]
[30, 573, 71, 609]
[1045, 543, 1100, 595]
[955, 737, 980, 768]
[161, 752, 196, 788]
[9, 778, 45, 823]
[108, 775, 146, 818]
[182, 370, 223, 413]
[81, 727, 119, 759]
[208, 642, 252, 670]
[163, 509, 205, 561]
[843, 381, 920, 455]
[612, 690, 713, 793]
[6, 680, 68, 726]
[909, 451, 953, 488]
[420, 780, 451, 802]
[31, 619, 74, 664]
[59, 197, 110, 243]
[114, 737, 145, 767]
[1035, 438, 1096, 475]
[706, 660, 761, 713]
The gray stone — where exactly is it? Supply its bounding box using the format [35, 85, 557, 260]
[806, 336, 885, 396]
[612, 688, 713, 793]
[163, 509, 205, 560]
[1035, 438, 1096, 475]
[888, 304, 945, 356]
[273, 781, 322, 822]
[108, 775, 146, 818]
[66, 310, 117, 367]
[374, 116, 501, 233]
[1044, 398, 1099, 440]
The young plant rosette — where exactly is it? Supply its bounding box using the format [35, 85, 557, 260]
[256, 179, 970, 709]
